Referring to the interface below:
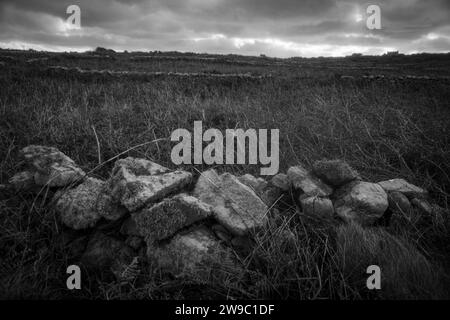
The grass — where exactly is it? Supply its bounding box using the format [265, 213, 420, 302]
[0, 49, 449, 299]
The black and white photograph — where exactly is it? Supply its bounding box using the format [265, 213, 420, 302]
[0, 0, 449, 307]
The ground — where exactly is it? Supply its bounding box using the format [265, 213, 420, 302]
[0, 48, 449, 299]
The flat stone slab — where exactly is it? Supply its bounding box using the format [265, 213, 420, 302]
[194, 170, 269, 236]
[53, 177, 104, 230]
[21, 145, 85, 187]
[287, 165, 333, 197]
[107, 157, 192, 212]
[312, 160, 360, 187]
[378, 179, 428, 198]
[147, 226, 236, 279]
[132, 193, 212, 243]
[334, 181, 388, 226]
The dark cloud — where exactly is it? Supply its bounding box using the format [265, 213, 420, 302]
[0, 0, 449, 56]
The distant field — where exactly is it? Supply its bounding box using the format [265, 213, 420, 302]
[0, 49, 449, 299]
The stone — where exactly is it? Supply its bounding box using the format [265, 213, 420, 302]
[107, 157, 192, 212]
[120, 217, 140, 236]
[300, 195, 334, 218]
[312, 160, 360, 187]
[287, 165, 333, 197]
[388, 191, 412, 213]
[8, 171, 36, 191]
[270, 173, 290, 191]
[378, 179, 428, 199]
[95, 187, 128, 221]
[53, 177, 104, 230]
[132, 193, 212, 243]
[334, 181, 388, 226]
[194, 170, 269, 236]
[411, 198, 433, 214]
[81, 232, 135, 270]
[21, 145, 85, 187]
[238, 174, 268, 194]
[239, 173, 281, 207]
[148, 226, 236, 279]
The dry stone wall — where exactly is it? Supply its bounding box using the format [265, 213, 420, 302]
[5, 145, 446, 283]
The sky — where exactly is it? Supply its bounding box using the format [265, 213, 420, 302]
[0, 0, 449, 58]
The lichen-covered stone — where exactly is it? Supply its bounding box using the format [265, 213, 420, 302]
[378, 179, 427, 199]
[107, 157, 192, 212]
[132, 193, 212, 243]
[287, 165, 333, 197]
[194, 170, 268, 236]
[21, 145, 85, 187]
[300, 195, 334, 218]
[334, 181, 388, 226]
[147, 226, 236, 279]
[53, 177, 104, 230]
[312, 159, 360, 187]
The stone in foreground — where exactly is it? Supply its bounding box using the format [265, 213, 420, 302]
[334, 181, 388, 226]
[21, 145, 85, 187]
[312, 160, 360, 187]
[148, 226, 236, 279]
[300, 196, 334, 218]
[287, 165, 333, 197]
[194, 170, 268, 236]
[132, 193, 212, 243]
[378, 179, 428, 199]
[107, 157, 192, 212]
[53, 177, 104, 230]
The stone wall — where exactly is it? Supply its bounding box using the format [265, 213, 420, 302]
[5, 145, 446, 283]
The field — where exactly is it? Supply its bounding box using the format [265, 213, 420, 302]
[0, 48, 450, 299]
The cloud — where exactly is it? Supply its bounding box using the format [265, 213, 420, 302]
[0, 0, 449, 56]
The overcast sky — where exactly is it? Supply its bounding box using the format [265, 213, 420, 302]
[0, 0, 449, 57]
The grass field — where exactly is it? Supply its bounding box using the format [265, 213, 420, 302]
[0, 48, 449, 299]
